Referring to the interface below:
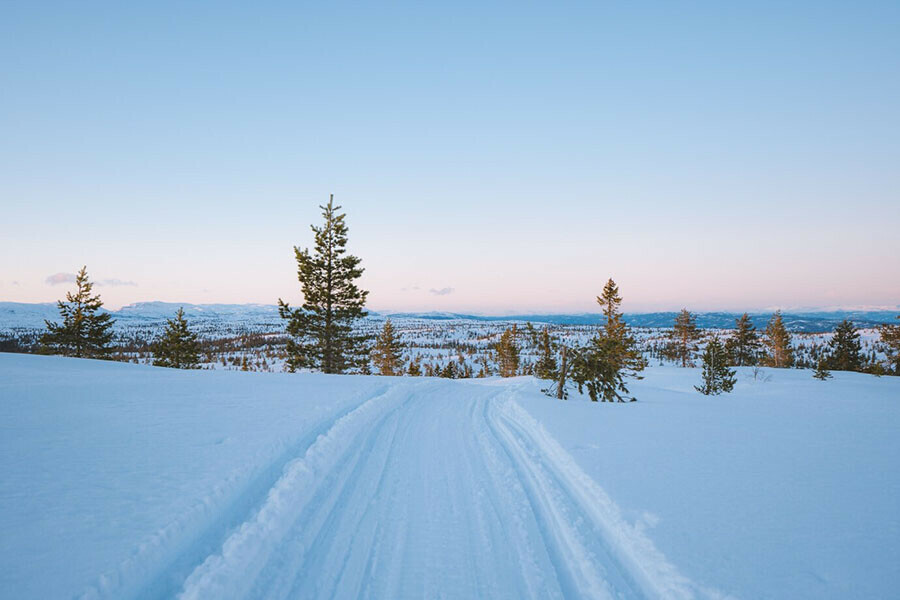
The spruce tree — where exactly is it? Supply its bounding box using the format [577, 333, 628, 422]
[372, 319, 404, 375]
[813, 357, 832, 380]
[725, 313, 760, 366]
[668, 309, 700, 367]
[571, 278, 646, 402]
[533, 326, 558, 380]
[151, 307, 201, 369]
[879, 316, 900, 375]
[763, 311, 794, 368]
[825, 319, 863, 372]
[278, 195, 369, 373]
[494, 325, 520, 377]
[695, 336, 736, 395]
[41, 266, 115, 358]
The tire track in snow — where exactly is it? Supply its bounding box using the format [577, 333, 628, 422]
[487, 390, 707, 599]
[78, 384, 391, 600]
[177, 382, 425, 600]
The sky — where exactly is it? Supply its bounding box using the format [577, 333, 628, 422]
[1, 1, 899, 314]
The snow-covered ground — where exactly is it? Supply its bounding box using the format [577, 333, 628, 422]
[1, 354, 898, 599]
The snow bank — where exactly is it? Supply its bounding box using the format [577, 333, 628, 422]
[515, 366, 900, 599]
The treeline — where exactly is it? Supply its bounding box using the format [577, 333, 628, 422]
[29, 195, 900, 392]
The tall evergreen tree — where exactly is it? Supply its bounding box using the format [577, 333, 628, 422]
[825, 319, 863, 372]
[725, 313, 761, 366]
[667, 309, 700, 367]
[695, 336, 736, 395]
[879, 316, 900, 375]
[494, 325, 520, 377]
[372, 319, 404, 376]
[763, 311, 794, 368]
[278, 195, 369, 373]
[533, 326, 558, 380]
[571, 278, 646, 402]
[151, 307, 201, 369]
[41, 266, 115, 358]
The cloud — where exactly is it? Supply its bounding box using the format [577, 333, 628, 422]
[97, 278, 137, 287]
[429, 287, 454, 296]
[45, 273, 137, 287]
[45, 272, 77, 285]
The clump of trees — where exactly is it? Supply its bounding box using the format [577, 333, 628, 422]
[41, 266, 115, 358]
[696, 336, 736, 395]
[151, 307, 201, 369]
[532, 325, 558, 380]
[880, 317, 900, 375]
[568, 278, 646, 402]
[725, 313, 760, 366]
[666, 309, 700, 367]
[278, 195, 370, 373]
[494, 325, 520, 377]
[823, 319, 863, 372]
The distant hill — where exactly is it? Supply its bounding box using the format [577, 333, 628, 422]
[2, 301, 897, 335]
[379, 309, 899, 332]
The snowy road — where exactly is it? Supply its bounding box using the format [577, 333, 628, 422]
[175, 380, 697, 600]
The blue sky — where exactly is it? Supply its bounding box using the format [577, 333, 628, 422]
[2, 1, 898, 313]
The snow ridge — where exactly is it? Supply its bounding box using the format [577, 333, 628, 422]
[491, 391, 716, 599]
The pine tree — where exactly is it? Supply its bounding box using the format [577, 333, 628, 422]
[825, 319, 863, 372]
[439, 360, 458, 379]
[371, 319, 404, 375]
[407, 356, 422, 376]
[533, 326, 558, 380]
[278, 195, 369, 373]
[879, 316, 900, 375]
[41, 266, 115, 358]
[151, 307, 201, 369]
[477, 356, 492, 378]
[763, 311, 794, 368]
[668, 309, 700, 367]
[570, 278, 646, 402]
[494, 325, 520, 377]
[724, 313, 760, 366]
[695, 336, 736, 395]
[813, 357, 832, 380]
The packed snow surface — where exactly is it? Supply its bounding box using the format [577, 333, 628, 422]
[1, 354, 898, 599]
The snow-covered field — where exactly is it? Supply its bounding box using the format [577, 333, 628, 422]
[1, 354, 898, 599]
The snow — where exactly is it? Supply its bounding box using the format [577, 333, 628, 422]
[1, 353, 898, 599]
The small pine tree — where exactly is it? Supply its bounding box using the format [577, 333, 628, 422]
[407, 356, 422, 376]
[826, 319, 863, 372]
[668, 309, 700, 367]
[533, 326, 558, 380]
[440, 361, 457, 379]
[494, 326, 520, 377]
[371, 319, 404, 375]
[879, 316, 900, 375]
[278, 195, 369, 373]
[813, 357, 832, 380]
[41, 266, 115, 358]
[725, 313, 760, 366]
[151, 307, 201, 369]
[763, 311, 794, 368]
[695, 336, 737, 395]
